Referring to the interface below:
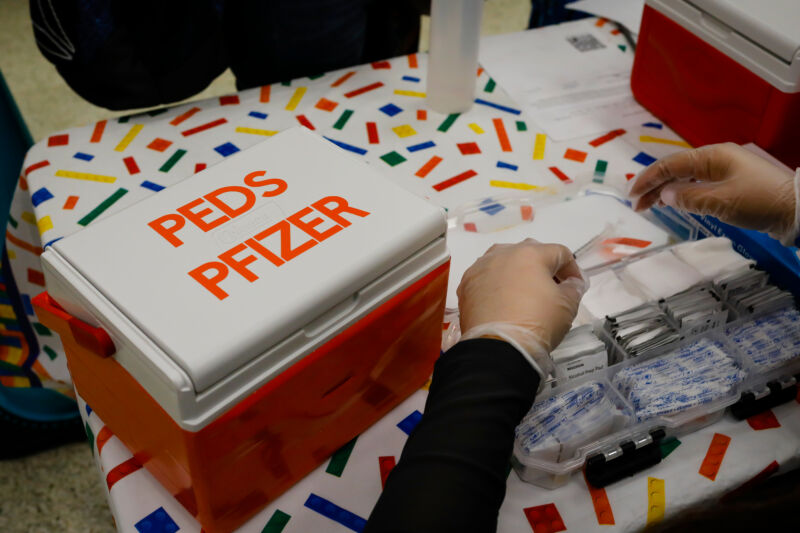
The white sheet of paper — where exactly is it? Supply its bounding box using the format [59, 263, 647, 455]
[479, 20, 652, 140]
[445, 194, 670, 308]
[567, 0, 646, 33]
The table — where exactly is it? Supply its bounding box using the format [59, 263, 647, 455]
[8, 18, 800, 533]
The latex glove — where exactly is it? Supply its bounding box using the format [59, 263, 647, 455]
[627, 143, 800, 245]
[457, 240, 587, 384]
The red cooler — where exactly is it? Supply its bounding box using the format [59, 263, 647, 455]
[32, 128, 450, 532]
[632, 0, 800, 168]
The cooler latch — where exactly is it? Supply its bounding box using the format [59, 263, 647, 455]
[584, 428, 666, 488]
[730, 375, 798, 420]
[32, 292, 116, 358]
[68, 316, 116, 358]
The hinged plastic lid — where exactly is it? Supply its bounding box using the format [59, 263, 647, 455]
[51, 128, 446, 393]
[689, 0, 800, 63]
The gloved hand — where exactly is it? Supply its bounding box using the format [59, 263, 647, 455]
[457, 240, 587, 384]
[628, 143, 800, 244]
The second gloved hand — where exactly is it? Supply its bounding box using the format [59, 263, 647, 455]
[628, 143, 799, 244]
[457, 240, 587, 385]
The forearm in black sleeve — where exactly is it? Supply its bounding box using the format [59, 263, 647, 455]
[364, 338, 540, 533]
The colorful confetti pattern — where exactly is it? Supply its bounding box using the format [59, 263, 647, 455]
[6, 19, 800, 532]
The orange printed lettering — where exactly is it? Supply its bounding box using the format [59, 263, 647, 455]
[244, 238, 284, 267]
[253, 219, 316, 262]
[243, 170, 288, 197]
[287, 207, 342, 242]
[183, 193, 370, 299]
[219, 243, 259, 282]
[188, 262, 230, 300]
[148, 214, 186, 248]
[177, 198, 229, 232]
[311, 196, 370, 227]
[204, 186, 256, 218]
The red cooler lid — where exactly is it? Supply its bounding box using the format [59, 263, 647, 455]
[49, 128, 447, 392]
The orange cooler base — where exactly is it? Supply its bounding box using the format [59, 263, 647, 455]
[33, 261, 449, 532]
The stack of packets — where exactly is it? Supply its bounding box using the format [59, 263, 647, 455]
[611, 338, 746, 422]
[726, 307, 800, 372]
[515, 381, 630, 463]
[602, 285, 729, 361]
[715, 268, 768, 299]
[727, 281, 795, 316]
[600, 278, 800, 364]
[604, 304, 680, 361]
[718, 271, 798, 375]
[714, 270, 768, 298]
[550, 326, 607, 381]
[662, 286, 727, 335]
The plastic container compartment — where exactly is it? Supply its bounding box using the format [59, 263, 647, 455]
[598, 308, 681, 365]
[581, 235, 752, 322]
[513, 220, 800, 488]
[724, 302, 800, 419]
[597, 283, 730, 363]
[513, 333, 750, 488]
[512, 377, 635, 489]
[515, 270, 800, 489]
[590, 250, 782, 366]
[577, 246, 734, 373]
[659, 285, 729, 337]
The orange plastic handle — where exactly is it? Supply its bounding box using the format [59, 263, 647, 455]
[33, 292, 116, 358]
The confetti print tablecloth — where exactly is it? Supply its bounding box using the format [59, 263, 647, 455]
[7, 18, 800, 533]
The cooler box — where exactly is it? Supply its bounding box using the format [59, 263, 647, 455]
[632, 0, 800, 168]
[32, 128, 450, 532]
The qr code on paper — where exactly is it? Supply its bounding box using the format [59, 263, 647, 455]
[566, 33, 605, 52]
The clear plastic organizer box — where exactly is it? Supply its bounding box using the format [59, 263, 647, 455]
[512, 249, 800, 489]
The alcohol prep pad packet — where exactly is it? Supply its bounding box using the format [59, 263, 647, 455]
[551, 326, 608, 381]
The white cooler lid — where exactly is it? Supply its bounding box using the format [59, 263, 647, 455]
[51, 128, 446, 393]
[690, 0, 800, 63]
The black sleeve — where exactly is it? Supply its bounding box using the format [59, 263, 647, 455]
[29, 0, 228, 110]
[364, 339, 540, 533]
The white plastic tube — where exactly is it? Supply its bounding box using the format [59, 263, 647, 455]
[426, 0, 483, 114]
